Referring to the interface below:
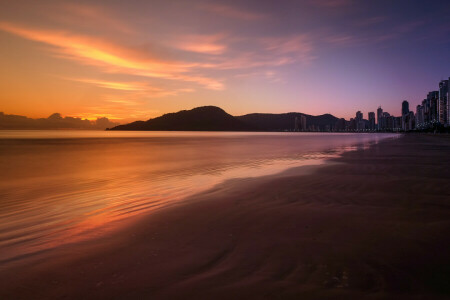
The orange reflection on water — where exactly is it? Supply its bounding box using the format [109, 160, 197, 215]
[0, 131, 399, 265]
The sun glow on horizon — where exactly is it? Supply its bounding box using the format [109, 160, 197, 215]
[0, 1, 448, 121]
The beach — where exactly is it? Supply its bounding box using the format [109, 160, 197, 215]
[1, 134, 449, 299]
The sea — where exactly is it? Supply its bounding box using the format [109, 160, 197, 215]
[0, 130, 398, 266]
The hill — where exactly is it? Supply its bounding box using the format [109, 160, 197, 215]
[109, 106, 340, 131]
[236, 113, 339, 131]
[110, 106, 253, 131]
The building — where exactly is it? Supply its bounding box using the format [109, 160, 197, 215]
[348, 118, 356, 131]
[402, 100, 409, 116]
[383, 112, 392, 130]
[377, 106, 383, 130]
[421, 98, 430, 125]
[402, 111, 415, 131]
[427, 91, 439, 122]
[368, 112, 375, 130]
[355, 111, 363, 121]
[394, 116, 402, 130]
[448, 77, 450, 125]
[401, 100, 410, 130]
[300, 115, 307, 131]
[438, 80, 448, 125]
[334, 118, 346, 131]
[416, 105, 424, 128]
[407, 111, 415, 130]
[294, 115, 307, 131]
[355, 111, 364, 130]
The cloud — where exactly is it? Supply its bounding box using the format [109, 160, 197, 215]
[68, 78, 148, 91]
[200, 3, 267, 21]
[68, 78, 198, 98]
[0, 22, 223, 90]
[325, 34, 362, 46]
[260, 35, 316, 64]
[173, 34, 227, 55]
[57, 3, 135, 34]
[235, 70, 283, 83]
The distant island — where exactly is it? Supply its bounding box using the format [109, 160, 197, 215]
[109, 106, 339, 132]
[0, 112, 119, 130]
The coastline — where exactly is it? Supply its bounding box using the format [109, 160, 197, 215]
[1, 134, 449, 299]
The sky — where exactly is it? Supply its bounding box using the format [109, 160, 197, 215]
[0, 0, 449, 122]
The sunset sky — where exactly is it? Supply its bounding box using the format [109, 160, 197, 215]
[1, 0, 449, 122]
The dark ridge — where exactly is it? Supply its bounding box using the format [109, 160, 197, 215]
[110, 106, 340, 131]
[235, 113, 308, 131]
[110, 106, 253, 131]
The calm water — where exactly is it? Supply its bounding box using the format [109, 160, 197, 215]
[0, 131, 398, 265]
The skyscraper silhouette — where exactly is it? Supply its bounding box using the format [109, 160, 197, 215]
[377, 106, 383, 130]
[402, 100, 409, 116]
[438, 80, 448, 124]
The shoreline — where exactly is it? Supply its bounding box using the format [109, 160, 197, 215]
[1, 134, 449, 299]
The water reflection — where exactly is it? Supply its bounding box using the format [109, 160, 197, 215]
[0, 131, 398, 265]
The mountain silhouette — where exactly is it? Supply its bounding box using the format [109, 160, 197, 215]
[110, 106, 253, 131]
[109, 106, 339, 131]
[236, 113, 338, 131]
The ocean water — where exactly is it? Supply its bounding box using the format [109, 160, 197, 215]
[0, 131, 397, 265]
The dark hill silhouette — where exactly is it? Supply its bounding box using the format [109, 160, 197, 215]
[109, 106, 340, 131]
[236, 113, 339, 131]
[110, 106, 253, 131]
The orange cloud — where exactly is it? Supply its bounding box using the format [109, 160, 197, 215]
[68, 78, 148, 91]
[70, 78, 197, 98]
[0, 22, 223, 90]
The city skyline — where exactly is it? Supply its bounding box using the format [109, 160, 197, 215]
[1, 0, 449, 122]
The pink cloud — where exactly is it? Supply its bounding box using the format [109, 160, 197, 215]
[172, 34, 227, 55]
[260, 35, 316, 64]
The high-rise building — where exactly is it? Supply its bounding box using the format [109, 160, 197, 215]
[438, 80, 448, 124]
[402, 100, 409, 116]
[368, 112, 375, 130]
[355, 111, 364, 130]
[427, 91, 439, 122]
[394, 117, 402, 130]
[348, 118, 356, 131]
[377, 106, 383, 130]
[422, 98, 430, 124]
[401, 100, 410, 130]
[300, 115, 306, 131]
[383, 112, 392, 130]
[448, 77, 450, 125]
[295, 115, 307, 131]
[408, 111, 415, 130]
[416, 105, 424, 128]
[334, 118, 346, 131]
[402, 111, 415, 131]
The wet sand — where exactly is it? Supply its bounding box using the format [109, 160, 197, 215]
[1, 134, 450, 299]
